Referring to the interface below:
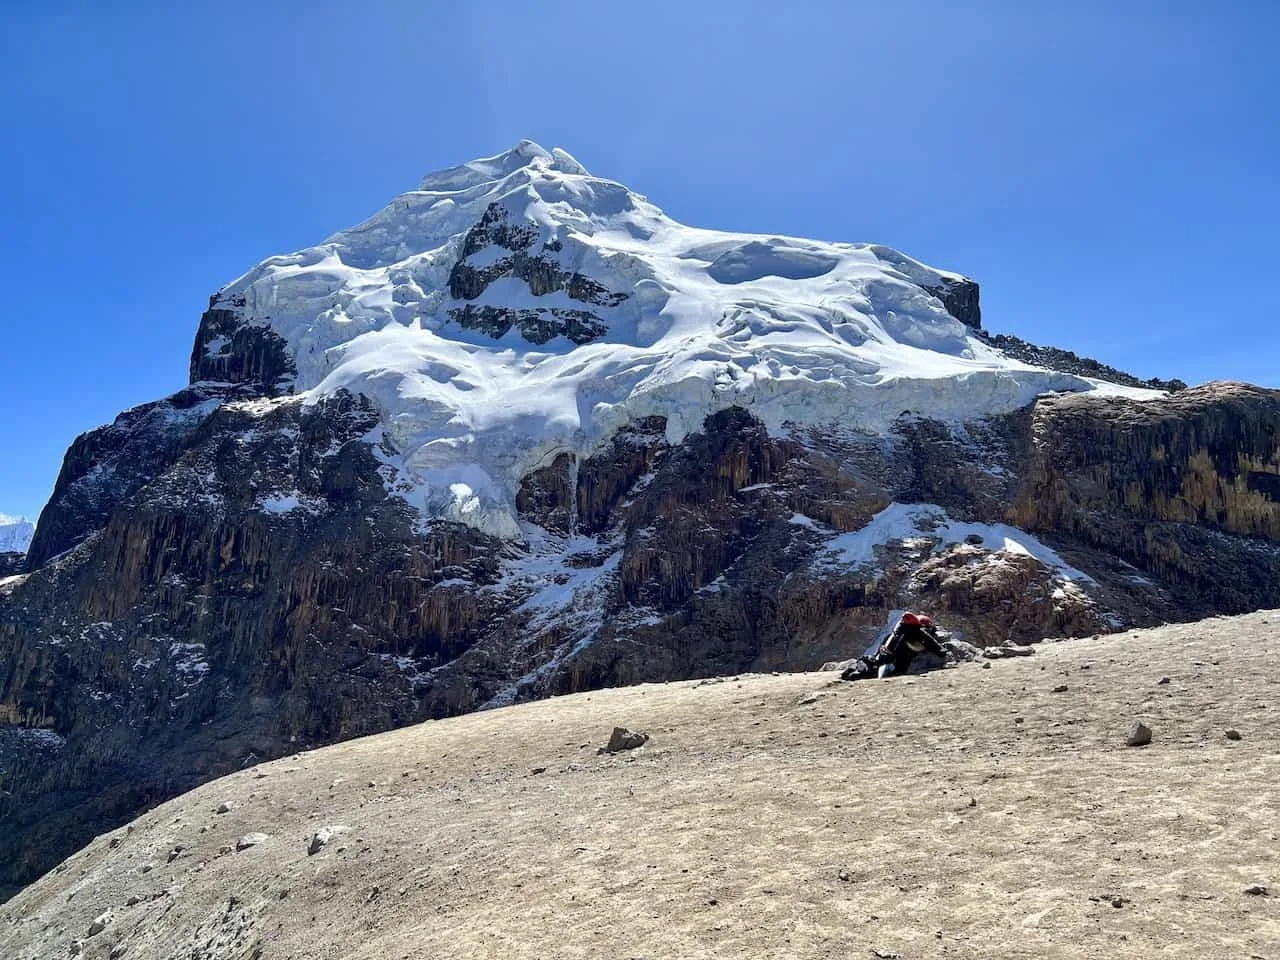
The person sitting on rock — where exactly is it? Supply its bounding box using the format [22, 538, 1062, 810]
[844, 612, 950, 680]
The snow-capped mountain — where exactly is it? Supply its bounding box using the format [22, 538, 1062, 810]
[4, 141, 1278, 900]
[0, 515, 33, 555]
[192, 140, 1154, 538]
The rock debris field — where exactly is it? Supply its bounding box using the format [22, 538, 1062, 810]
[2, 611, 1277, 959]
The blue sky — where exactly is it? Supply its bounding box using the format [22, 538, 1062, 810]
[1, 1, 1277, 519]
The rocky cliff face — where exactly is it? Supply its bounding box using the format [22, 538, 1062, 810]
[2, 143, 1278, 899]
[1010, 383, 1280, 614]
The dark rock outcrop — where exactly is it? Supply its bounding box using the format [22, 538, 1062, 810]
[924, 277, 982, 330]
[189, 294, 296, 391]
[444, 202, 628, 344]
[25, 384, 230, 568]
[516, 453, 577, 535]
[977, 331, 1186, 391]
[1010, 382, 1280, 614]
[448, 304, 609, 345]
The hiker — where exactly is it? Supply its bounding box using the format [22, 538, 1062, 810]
[842, 612, 950, 680]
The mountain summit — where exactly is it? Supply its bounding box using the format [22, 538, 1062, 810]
[2, 143, 1277, 900]
[189, 141, 1149, 538]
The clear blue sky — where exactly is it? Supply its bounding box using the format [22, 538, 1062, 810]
[2, 1, 1277, 519]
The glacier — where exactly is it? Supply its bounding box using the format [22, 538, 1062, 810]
[202, 140, 1159, 538]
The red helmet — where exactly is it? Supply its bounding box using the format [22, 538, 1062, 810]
[918, 615, 933, 627]
[900, 612, 920, 626]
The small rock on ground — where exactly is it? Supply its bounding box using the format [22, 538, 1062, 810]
[1225, 729, 1242, 741]
[236, 832, 269, 851]
[603, 727, 649, 754]
[307, 827, 338, 856]
[215, 801, 233, 814]
[984, 646, 1035, 659]
[1244, 884, 1268, 896]
[1125, 722, 1153, 747]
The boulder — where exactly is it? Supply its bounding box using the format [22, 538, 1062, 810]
[603, 728, 649, 754]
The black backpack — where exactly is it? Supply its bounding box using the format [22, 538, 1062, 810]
[840, 657, 876, 681]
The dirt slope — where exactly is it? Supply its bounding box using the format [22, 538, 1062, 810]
[2, 612, 1277, 959]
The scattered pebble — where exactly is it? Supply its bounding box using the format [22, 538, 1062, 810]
[87, 912, 111, 936]
[215, 801, 233, 814]
[1051, 685, 1069, 693]
[1244, 884, 1268, 896]
[1157, 677, 1171, 685]
[1225, 729, 1242, 741]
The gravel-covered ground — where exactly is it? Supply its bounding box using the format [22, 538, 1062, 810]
[2, 611, 1277, 959]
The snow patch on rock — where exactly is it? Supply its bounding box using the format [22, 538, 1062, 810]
[819, 502, 1095, 583]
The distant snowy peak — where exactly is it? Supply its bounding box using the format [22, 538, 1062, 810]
[0, 515, 34, 555]
[187, 140, 1161, 538]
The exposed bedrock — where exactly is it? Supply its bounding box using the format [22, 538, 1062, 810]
[188, 294, 296, 391]
[924, 276, 982, 330]
[1010, 381, 1280, 614]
